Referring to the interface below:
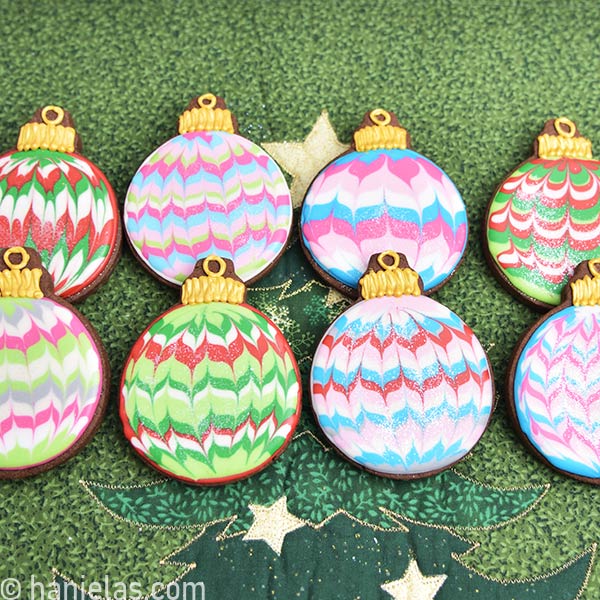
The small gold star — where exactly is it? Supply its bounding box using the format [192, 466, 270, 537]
[381, 559, 447, 600]
[263, 111, 350, 208]
[325, 288, 349, 308]
[243, 496, 305, 555]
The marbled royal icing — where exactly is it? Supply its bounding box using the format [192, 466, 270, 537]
[0, 149, 119, 299]
[0, 297, 103, 470]
[514, 305, 600, 479]
[120, 302, 301, 484]
[125, 131, 292, 285]
[487, 157, 600, 306]
[301, 148, 467, 293]
[311, 295, 493, 476]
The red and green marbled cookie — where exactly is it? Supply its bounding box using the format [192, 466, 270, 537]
[120, 302, 301, 484]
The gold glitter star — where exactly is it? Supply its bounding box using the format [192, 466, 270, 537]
[263, 111, 350, 209]
[381, 559, 447, 600]
[325, 288, 348, 308]
[243, 496, 305, 555]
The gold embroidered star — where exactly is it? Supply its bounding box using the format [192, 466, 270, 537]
[263, 111, 350, 208]
[381, 559, 447, 600]
[242, 496, 305, 555]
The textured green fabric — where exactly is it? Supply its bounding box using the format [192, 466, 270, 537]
[2, 0, 600, 598]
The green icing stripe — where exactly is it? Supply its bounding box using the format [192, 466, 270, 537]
[487, 158, 600, 305]
[0, 149, 116, 297]
[122, 302, 299, 481]
[0, 298, 102, 469]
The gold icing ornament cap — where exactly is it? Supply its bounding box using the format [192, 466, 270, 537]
[354, 109, 408, 152]
[181, 255, 245, 305]
[178, 93, 236, 135]
[537, 117, 592, 160]
[571, 259, 600, 306]
[0, 247, 44, 299]
[17, 105, 77, 153]
[359, 251, 422, 300]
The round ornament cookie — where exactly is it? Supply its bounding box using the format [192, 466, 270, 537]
[311, 251, 494, 478]
[509, 258, 600, 483]
[0, 105, 121, 301]
[485, 117, 600, 310]
[120, 255, 301, 485]
[300, 109, 467, 296]
[125, 94, 293, 287]
[0, 246, 109, 478]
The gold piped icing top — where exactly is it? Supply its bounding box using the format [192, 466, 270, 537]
[181, 255, 245, 305]
[571, 259, 600, 306]
[0, 247, 44, 299]
[354, 109, 408, 152]
[178, 93, 235, 135]
[17, 105, 76, 153]
[359, 251, 421, 300]
[537, 117, 592, 160]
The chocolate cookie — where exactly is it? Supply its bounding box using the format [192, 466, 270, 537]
[124, 93, 293, 287]
[120, 255, 302, 485]
[0, 246, 110, 478]
[508, 258, 600, 484]
[485, 117, 600, 310]
[300, 108, 468, 297]
[0, 105, 121, 301]
[310, 250, 494, 479]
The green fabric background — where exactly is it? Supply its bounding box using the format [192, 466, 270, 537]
[1, 0, 600, 598]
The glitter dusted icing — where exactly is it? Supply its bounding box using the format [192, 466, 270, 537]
[301, 148, 467, 293]
[311, 295, 493, 476]
[514, 305, 600, 479]
[120, 302, 301, 484]
[0, 150, 119, 299]
[487, 158, 600, 306]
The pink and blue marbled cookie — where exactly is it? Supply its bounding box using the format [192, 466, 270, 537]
[125, 94, 292, 286]
[301, 109, 467, 296]
[311, 251, 493, 478]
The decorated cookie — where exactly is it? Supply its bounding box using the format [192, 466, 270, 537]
[124, 94, 293, 286]
[0, 246, 109, 478]
[300, 109, 467, 296]
[0, 105, 121, 301]
[120, 255, 301, 485]
[509, 258, 600, 483]
[310, 251, 494, 478]
[485, 117, 600, 309]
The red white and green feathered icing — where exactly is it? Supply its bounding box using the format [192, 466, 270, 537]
[486, 117, 600, 308]
[0, 246, 108, 478]
[120, 255, 301, 485]
[0, 106, 120, 301]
